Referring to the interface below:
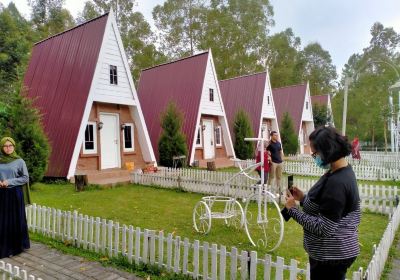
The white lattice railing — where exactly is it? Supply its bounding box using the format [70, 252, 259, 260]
[0, 260, 42, 280]
[26, 204, 309, 280]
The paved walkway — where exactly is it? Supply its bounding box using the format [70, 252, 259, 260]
[2, 242, 142, 280]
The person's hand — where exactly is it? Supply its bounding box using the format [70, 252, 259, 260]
[290, 186, 304, 202]
[0, 181, 5, 188]
[1, 180, 8, 188]
[285, 191, 296, 209]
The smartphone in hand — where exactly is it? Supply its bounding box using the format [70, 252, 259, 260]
[288, 175, 294, 194]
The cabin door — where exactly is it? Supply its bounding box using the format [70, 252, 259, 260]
[100, 113, 121, 169]
[203, 119, 215, 159]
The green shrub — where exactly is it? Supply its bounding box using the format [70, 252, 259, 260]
[158, 102, 187, 167]
[233, 109, 254, 159]
[280, 112, 299, 154]
[0, 84, 50, 183]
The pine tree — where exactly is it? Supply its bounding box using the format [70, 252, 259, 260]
[0, 84, 50, 183]
[280, 112, 298, 155]
[233, 109, 254, 159]
[312, 103, 331, 128]
[158, 102, 188, 167]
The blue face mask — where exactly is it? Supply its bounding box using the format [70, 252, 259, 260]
[314, 155, 331, 169]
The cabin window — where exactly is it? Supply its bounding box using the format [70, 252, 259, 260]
[195, 126, 202, 147]
[83, 122, 97, 154]
[123, 123, 134, 152]
[306, 101, 309, 110]
[215, 126, 222, 146]
[209, 88, 214, 102]
[110, 65, 118, 85]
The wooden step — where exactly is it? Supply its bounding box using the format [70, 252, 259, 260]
[73, 169, 131, 186]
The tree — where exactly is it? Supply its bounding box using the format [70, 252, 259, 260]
[0, 4, 32, 90]
[153, 0, 274, 79]
[29, 0, 75, 37]
[233, 109, 254, 159]
[0, 84, 50, 183]
[312, 103, 331, 128]
[158, 102, 187, 167]
[266, 28, 304, 88]
[300, 42, 337, 95]
[280, 112, 298, 155]
[333, 22, 400, 147]
[153, 0, 206, 58]
[200, 0, 274, 79]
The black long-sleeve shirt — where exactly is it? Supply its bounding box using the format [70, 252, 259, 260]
[288, 165, 361, 261]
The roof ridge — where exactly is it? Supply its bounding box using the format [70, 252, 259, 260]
[34, 12, 109, 45]
[141, 51, 209, 72]
[219, 71, 267, 82]
[272, 83, 307, 90]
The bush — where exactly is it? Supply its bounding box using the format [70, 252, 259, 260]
[233, 109, 254, 159]
[0, 84, 50, 183]
[280, 112, 298, 154]
[313, 103, 331, 127]
[158, 102, 187, 167]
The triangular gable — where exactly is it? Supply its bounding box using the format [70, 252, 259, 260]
[137, 52, 209, 162]
[272, 83, 308, 135]
[24, 13, 109, 177]
[68, 10, 156, 177]
[92, 18, 137, 105]
[301, 82, 313, 122]
[191, 50, 235, 163]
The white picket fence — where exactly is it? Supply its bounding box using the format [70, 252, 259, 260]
[131, 169, 399, 215]
[361, 202, 400, 280]
[286, 152, 400, 169]
[26, 204, 310, 280]
[0, 260, 42, 280]
[283, 161, 400, 181]
[25, 202, 400, 280]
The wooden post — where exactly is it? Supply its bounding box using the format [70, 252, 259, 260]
[74, 174, 87, 191]
[207, 161, 216, 171]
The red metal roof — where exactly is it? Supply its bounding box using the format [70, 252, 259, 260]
[219, 72, 267, 138]
[23, 14, 109, 177]
[272, 83, 307, 135]
[311, 94, 329, 106]
[137, 52, 209, 161]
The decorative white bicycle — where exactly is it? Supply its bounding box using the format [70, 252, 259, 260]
[193, 138, 284, 251]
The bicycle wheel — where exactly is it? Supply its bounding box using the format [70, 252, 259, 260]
[193, 201, 211, 234]
[243, 191, 284, 251]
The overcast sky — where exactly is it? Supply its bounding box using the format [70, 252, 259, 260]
[2, 0, 400, 75]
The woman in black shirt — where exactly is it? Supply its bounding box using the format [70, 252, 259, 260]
[285, 126, 360, 280]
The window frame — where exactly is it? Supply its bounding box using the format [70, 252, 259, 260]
[83, 122, 97, 154]
[123, 123, 135, 152]
[209, 88, 214, 102]
[195, 126, 202, 147]
[215, 126, 222, 147]
[110, 65, 118, 85]
[306, 101, 309, 110]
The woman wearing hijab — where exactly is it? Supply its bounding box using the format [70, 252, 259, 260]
[0, 137, 30, 258]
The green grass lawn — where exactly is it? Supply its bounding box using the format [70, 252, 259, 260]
[30, 182, 389, 277]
